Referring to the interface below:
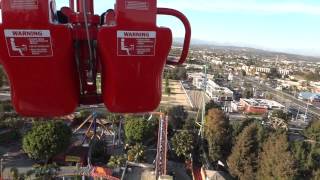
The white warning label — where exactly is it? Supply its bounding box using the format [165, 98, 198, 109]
[117, 30, 156, 56]
[4, 29, 53, 57]
[125, 0, 149, 11]
[10, 0, 39, 10]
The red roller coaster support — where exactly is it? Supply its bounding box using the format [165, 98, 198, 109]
[155, 114, 169, 178]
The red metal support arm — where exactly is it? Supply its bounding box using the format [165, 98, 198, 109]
[157, 8, 192, 65]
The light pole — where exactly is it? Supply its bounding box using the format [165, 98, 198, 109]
[304, 103, 310, 122]
[200, 65, 208, 138]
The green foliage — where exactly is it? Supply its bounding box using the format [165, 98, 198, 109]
[241, 70, 246, 76]
[228, 123, 260, 180]
[304, 120, 320, 142]
[258, 133, 297, 180]
[124, 116, 157, 144]
[298, 70, 320, 82]
[205, 100, 221, 114]
[10, 167, 19, 180]
[0, 67, 4, 88]
[0, 101, 14, 112]
[167, 105, 188, 130]
[267, 68, 281, 79]
[29, 163, 60, 180]
[91, 140, 108, 164]
[231, 119, 269, 149]
[165, 76, 169, 87]
[271, 110, 289, 121]
[165, 86, 171, 96]
[22, 121, 72, 162]
[164, 76, 171, 96]
[204, 109, 232, 162]
[291, 141, 320, 178]
[171, 131, 194, 159]
[182, 118, 196, 132]
[165, 67, 187, 80]
[313, 169, 320, 180]
[78, 110, 91, 120]
[107, 155, 127, 169]
[231, 118, 255, 140]
[127, 143, 145, 162]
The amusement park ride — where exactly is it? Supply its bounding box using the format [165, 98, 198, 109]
[0, 0, 191, 179]
[0, 0, 191, 116]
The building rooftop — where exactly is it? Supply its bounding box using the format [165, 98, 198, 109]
[241, 98, 285, 109]
[299, 92, 320, 100]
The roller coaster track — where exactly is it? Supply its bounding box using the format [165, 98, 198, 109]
[155, 114, 169, 178]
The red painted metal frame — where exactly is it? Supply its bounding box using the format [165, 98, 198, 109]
[66, 0, 102, 105]
[0, 0, 191, 116]
[157, 8, 192, 65]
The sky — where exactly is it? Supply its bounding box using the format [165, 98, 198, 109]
[52, 0, 320, 57]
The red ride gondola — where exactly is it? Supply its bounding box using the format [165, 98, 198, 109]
[0, 0, 191, 116]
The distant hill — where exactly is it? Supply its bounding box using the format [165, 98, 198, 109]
[173, 38, 320, 63]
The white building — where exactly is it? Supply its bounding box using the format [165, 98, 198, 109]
[206, 80, 233, 102]
[278, 69, 291, 76]
[189, 73, 213, 89]
[191, 74, 233, 102]
[256, 67, 271, 74]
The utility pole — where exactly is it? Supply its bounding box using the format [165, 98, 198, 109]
[200, 65, 208, 138]
[304, 103, 309, 122]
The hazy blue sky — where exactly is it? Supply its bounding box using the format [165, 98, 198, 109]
[54, 0, 320, 56]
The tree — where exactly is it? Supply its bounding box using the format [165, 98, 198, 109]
[182, 118, 196, 132]
[91, 140, 108, 164]
[175, 67, 187, 80]
[231, 118, 256, 142]
[304, 120, 320, 142]
[205, 100, 221, 114]
[291, 141, 320, 179]
[204, 109, 232, 162]
[313, 169, 320, 180]
[271, 110, 289, 122]
[241, 70, 246, 77]
[165, 86, 171, 96]
[22, 121, 72, 162]
[127, 143, 145, 162]
[267, 68, 281, 79]
[107, 155, 127, 169]
[0, 68, 4, 88]
[165, 76, 171, 96]
[171, 131, 194, 160]
[258, 133, 297, 180]
[29, 163, 60, 180]
[165, 76, 169, 87]
[124, 116, 149, 144]
[167, 105, 188, 130]
[228, 123, 260, 180]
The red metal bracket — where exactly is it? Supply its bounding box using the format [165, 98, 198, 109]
[157, 8, 192, 65]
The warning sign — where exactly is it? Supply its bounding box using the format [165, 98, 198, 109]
[4, 29, 53, 57]
[125, 0, 149, 11]
[10, 0, 39, 10]
[117, 31, 156, 56]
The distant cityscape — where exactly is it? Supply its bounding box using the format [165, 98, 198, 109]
[0, 44, 319, 180]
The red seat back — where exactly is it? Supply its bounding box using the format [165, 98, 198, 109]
[0, 0, 80, 117]
[98, 0, 172, 113]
